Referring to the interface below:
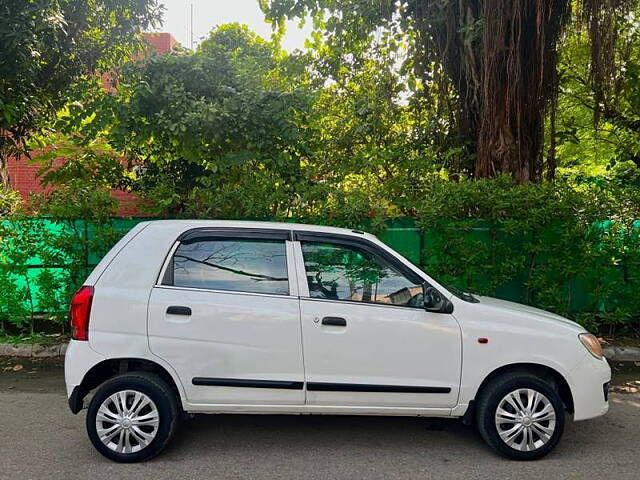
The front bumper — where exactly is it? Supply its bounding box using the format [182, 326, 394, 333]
[569, 351, 611, 421]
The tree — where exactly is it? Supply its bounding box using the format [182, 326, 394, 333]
[60, 24, 313, 218]
[0, 0, 161, 186]
[197, 23, 278, 84]
[553, 2, 640, 183]
[301, 32, 441, 215]
[261, 0, 639, 182]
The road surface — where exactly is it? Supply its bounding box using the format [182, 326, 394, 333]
[1, 359, 639, 479]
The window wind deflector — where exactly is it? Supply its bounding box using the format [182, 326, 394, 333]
[179, 228, 292, 244]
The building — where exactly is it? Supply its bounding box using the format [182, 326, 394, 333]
[7, 33, 178, 217]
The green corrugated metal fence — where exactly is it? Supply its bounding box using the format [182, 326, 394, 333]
[2, 217, 637, 315]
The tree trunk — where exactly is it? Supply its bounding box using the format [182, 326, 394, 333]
[410, 0, 483, 172]
[474, 0, 569, 183]
[0, 148, 10, 188]
[411, 0, 569, 182]
[546, 85, 558, 181]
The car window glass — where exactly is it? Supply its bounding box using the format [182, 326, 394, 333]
[172, 238, 288, 295]
[301, 241, 423, 306]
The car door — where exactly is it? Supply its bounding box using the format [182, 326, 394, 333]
[147, 228, 305, 406]
[294, 232, 462, 409]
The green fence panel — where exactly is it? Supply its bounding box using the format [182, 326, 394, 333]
[1, 216, 636, 319]
[378, 218, 421, 265]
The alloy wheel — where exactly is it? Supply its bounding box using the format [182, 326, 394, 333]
[95, 389, 160, 454]
[494, 388, 556, 452]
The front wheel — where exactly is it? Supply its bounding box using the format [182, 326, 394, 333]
[476, 373, 565, 460]
[86, 372, 179, 462]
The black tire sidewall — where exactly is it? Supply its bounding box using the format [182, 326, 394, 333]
[86, 373, 177, 463]
[477, 374, 565, 461]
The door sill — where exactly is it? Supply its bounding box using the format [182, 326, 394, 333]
[184, 403, 454, 417]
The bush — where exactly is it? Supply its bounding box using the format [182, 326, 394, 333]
[0, 185, 20, 217]
[0, 145, 124, 335]
[0, 217, 122, 335]
[2, 175, 639, 338]
[415, 176, 640, 336]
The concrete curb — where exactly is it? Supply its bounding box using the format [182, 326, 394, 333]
[0, 343, 67, 358]
[603, 346, 640, 363]
[1, 342, 639, 362]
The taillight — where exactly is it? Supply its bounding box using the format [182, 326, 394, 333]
[70, 286, 94, 341]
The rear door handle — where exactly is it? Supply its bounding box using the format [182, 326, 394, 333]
[322, 316, 346, 326]
[167, 306, 191, 316]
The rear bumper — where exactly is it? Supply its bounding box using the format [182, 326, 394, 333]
[64, 339, 106, 410]
[569, 352, 611, 421]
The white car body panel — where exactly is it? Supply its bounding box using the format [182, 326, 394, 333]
[83, 221, 150, 286]
[64, 220, 610, 422]
[298, 298, 462, 408]
[64, 339, 106, 397]
[148, 285, 305, 405]
[450, 296, 609, 421]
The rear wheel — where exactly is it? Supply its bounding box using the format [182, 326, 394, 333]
[86, 372, 179, 462]
[476, 372, 565, 460]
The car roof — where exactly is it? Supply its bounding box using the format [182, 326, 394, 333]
[143, 219, 377, 240]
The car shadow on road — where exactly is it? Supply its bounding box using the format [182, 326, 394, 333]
[159, 400, 634, 471]
[175, 414, 477, 448]
[167, 414, 486, 460]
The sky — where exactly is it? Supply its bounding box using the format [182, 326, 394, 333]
[158, 0, 313, 51]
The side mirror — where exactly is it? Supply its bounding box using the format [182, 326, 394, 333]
[423, 284, 454, 314]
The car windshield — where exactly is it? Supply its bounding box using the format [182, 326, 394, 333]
[443, 283, 479, 303]
[383, 249, 479, 304]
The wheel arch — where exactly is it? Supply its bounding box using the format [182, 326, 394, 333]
[462, 362, 574, 425]
[69, 357, 184, 414]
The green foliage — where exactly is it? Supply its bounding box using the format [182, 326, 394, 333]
[101, 22, 444, 223]
[0, 216, 122, 335]
[0, 0, 162, 184]
[198, 23, 278, 83]
[3, 177, 640, 336]
[263, 0, 640, 182]
[0, 184, 21, 216]
[554, 7, 640, 183]
[0, 139, 126, 334]
[61, 24, 315, 219]
[0, 218, 45, 332]
[30, 136, 127, 220]
[4, 14, 640, 340]
[415, 176, 640, 335]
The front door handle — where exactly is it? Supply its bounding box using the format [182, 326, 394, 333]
[167, 305, 191, 316]
[322, 316, 347, 326]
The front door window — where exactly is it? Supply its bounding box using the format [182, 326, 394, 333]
[300, 241, 423, 307]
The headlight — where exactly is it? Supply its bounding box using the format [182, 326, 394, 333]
[579, 333, 604, 360]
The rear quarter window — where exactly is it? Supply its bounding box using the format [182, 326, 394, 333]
[167, 238, 289, 295]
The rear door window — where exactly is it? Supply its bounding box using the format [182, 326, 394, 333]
[169, 238, 289, 295]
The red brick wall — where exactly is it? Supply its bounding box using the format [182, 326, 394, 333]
[7, 154, 145, 217]
[8, 155, 50, 201]
[143, 32, 177, 55]
[9, 33, 177, 217]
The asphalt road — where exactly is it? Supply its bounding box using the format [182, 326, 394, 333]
[1, 360, 639, 480]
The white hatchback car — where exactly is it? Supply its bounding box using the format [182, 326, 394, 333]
[65, 220, 610, 462]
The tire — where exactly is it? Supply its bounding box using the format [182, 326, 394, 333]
[86, 372, 179, 463]
[476, 372, 565, 460]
